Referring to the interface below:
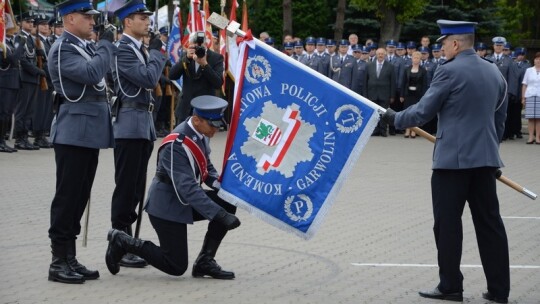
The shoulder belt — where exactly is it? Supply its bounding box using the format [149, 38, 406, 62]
[159, 133, 208, 182]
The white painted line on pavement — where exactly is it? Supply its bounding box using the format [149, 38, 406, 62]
[502, 216, 540, 220]
[351, 263, 540, 269]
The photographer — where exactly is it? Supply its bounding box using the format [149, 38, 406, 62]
[170, 31, 224, 124]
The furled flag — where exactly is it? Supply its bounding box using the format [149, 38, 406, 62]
[1, 0, 17, 56]
[183, 0, 204, 46]
[167, 4, 183, 89]
[218, 38, 381, 239]
[219, 8, 227, 94]
[202, 0, 213, 49]
[226, 0, 239, 80]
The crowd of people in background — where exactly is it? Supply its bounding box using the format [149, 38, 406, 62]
[257, 32, 539, 142]
[1, 15, 539, 155]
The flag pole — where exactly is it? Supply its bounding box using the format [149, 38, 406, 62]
[411, 126, 537, 200]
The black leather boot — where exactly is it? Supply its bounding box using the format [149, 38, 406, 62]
[15, 131, 39, 150]
[0, 121, 16, 153]
[118, 226, 148, 268]
[192, 236, 235, 279]
[33, 131, 53, 148]
[106, 229, 147, 275]
[48, 244, 85, 284]
[66, 241, 99, 280]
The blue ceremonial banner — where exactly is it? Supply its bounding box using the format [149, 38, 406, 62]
[167, 6, 183, 89]
[218, 38, 381, 239]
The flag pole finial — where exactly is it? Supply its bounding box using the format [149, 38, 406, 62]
[207, 12, 246, 37]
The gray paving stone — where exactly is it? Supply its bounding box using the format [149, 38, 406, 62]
[0, 133, 538, 304]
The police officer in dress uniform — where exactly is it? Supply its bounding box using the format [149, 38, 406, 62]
[315, 37, 330, 77]
[430, 44, 445, 75]
[264, 37, 275, 48]
[283, 41, 294, 57]
[47, 0, 117, 284]
[382, 20, 510, 303]
[0, 28, 26, 152]
[329, 39, 357, 89]
[386, 40, 405, 135]
[14, 12, 41, 150]
[396, 42, 407, 62]
[512, 47, 530, 139]
[326, 39, 336, 57]
[419, 47, 435, 87]
[48, 17, 64, 45]
[32, 14, 54, 148]
[422, 43, 445, 135]
[109, 0, 167, 269]
[486, 36, 519, 141]
[298, 37, 325, 75]
[475, 42, 487, 58]
[106, 95, 240, 279]
[351, 45, 368, 95]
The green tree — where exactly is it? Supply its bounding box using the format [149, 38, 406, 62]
[349, 0, 430, 43]
[250, 0, 332, 45]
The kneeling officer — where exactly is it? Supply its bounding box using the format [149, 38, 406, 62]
[106, 95, 240, 279]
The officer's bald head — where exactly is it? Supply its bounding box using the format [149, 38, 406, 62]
[441, 34, 474, 59]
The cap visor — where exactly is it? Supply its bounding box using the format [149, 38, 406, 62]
[208, 118, 226, 128]
[436, 35, 447, 43]
[83, 9, 101, 15]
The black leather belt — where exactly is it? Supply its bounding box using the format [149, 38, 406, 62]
[155, 171, 172, 184]
[121, 100, 155, 112]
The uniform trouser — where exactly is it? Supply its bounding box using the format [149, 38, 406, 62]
[151, 91, 162, 123]
[49, 144, 99, 246]
[373, 98, 390, 134]
[506, 101, 522, 136]
[32, 88, 54, 132]
[0, 88, 19, 121]
[389, 89, 403, 133]
[431, 167, 510, 298]
[14, 82, 38, 133]
[111, 139, 154, 230]
[140, 191, 236, 276]
[156, 95, 171, 128]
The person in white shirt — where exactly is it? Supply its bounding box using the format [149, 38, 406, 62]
[521, 51, 540, 144]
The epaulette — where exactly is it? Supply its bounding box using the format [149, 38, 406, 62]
[440, 57, 454, 65]
[481, 57, 493, 64]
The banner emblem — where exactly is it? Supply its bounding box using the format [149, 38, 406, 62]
[284, 194, 313, 222]
[245, 55, 271, 84]
[242, 102, 315, 178]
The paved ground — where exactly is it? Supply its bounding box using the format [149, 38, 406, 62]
[0, 131, 538, 304]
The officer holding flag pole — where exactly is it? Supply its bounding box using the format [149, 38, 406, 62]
[381, 20, 511, 303]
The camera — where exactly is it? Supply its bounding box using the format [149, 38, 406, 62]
[194, 31, 206, 58]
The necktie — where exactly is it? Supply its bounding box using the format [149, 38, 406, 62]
[496, 55, 500, 62]
[340, 56, 344, 63]
[377, 63, 382, 77]
[85, 43, 95, 56]
[140, 45, 148, 62]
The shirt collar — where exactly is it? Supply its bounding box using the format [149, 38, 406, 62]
[64, 29, 87, 47]
[123, 33, 142, 49]
[188, 118, 204, 140]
